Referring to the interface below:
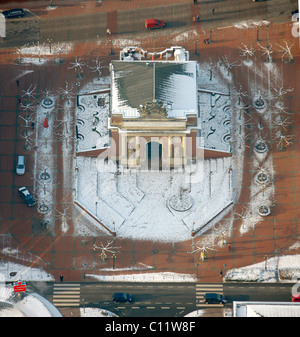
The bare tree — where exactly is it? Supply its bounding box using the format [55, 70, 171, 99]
[56, 131, 76, 149]
[206, 57, 218, 81]
[234, 207, 256, 232]
[219, 55, 238, 76]
[68, 57, 85, 78]
[273, 85, 294, 107]
[54, 42, 67, 63]
[89, 57, 105, 80]
[234, 206, 248, 230]
[20, 101, 35, 120]
[22, 84, 37, 103]
[58, 103, 73, 119]
[277, 41, 294, 63]
[231, 131, 250, 151]
[213, 223, 228, 247]
[188, 242, 215, 261]
[19, 115, 34, 128]
[55, 207, 71, 231]
[274, 115, 292, 133]
[239, 43, 255, 63]
[34, 41, 45, 63]
[258, 43, 273, 63]
[276, 133, 293, 151]
[56, 114, 74, 135]
[58, 81, 75, 104]
[92, 240, 121, 262]
[234, 83, 249, 107]
[20, 130, 34, 150]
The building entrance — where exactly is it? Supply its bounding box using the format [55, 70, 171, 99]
[146, 141, 162, 170]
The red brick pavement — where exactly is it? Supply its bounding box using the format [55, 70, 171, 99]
[0, 0, 299, 289]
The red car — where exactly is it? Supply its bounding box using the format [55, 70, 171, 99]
[145, 19, 166, 29]
[292, 294, 300, 302]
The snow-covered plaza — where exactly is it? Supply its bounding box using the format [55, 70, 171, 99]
[73, 49, 237, 242]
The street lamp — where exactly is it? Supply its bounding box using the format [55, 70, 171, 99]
[196, 263, 199, 280]
[106, 28, 113, 55]
[264, 255, 268, 270]
[266, 25, 270, 48]
[112, 251, 116, 269]
[256, 26, 260, 42]
[194, 40, 199, 56]
[44, 36, 53, 53]
[210, 28, 213, 42]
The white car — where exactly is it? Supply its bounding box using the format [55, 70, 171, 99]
[16, 156, 25, 175]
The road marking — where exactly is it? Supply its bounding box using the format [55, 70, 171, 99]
[196, 283, 225, 308]
[53, 283, 80, 307]
[146, 307, 156, 309]
[52, 294, 80, 298]
[161, 307, 170, 309]
[196, 303, 224, 308]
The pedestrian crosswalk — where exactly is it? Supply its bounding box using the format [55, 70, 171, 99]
[52, 283, 81, 307]
[196, 283, 224, 307]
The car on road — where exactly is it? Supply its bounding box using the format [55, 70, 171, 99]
[204, 293, 227, 304]
[18, 186, 36, 207]
[292, 294, 300, 302]
[145, 19, 166, 29]
[112, 292, 132, 303]
[1, 8, 25, 19]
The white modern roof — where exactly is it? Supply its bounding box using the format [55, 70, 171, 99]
[233, 301, 300, 317]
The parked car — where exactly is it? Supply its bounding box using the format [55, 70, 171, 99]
[112, 292, 132, 303]
[292, 294, 300, 302]
[145, 19, 166, 29]
[204, 293, 227, 304]
[18, 186, 36, 207]
[1, 8, 25, 19]
[16, 155, 25, 175]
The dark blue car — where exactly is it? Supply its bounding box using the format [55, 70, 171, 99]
[112, 293, 132, 303]
[18, 187, 36, 207]
[1, 8, 24, 19]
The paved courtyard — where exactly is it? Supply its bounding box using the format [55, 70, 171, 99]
[0, 0, 299, 287]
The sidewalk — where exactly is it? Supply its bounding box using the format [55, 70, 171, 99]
[0, 0, 299, 290]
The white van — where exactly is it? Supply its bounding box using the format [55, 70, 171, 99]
[16, 156, 25, 175]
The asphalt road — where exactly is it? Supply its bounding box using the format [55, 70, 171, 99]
[0, 0, 297, 48]
[224, 282, 294, 303]
[25, 281, 296, 317]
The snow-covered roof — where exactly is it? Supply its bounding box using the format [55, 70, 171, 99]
[233, 302, 300, 317]
[111, 60, 198, 118]
[0, 286, 62, 317]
